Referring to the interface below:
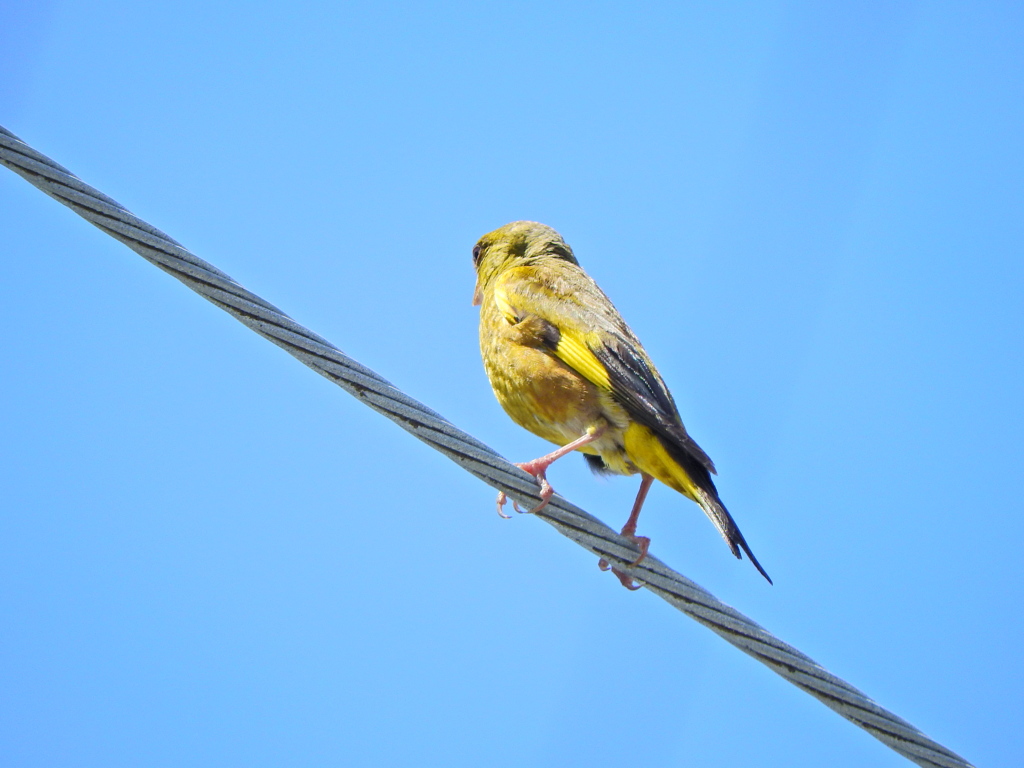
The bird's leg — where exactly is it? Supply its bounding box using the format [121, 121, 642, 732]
[620, 472, 654, 564]
[599, 473, 655, 589]
[496, 426, 606, 516]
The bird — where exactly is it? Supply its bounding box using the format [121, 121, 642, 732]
[472, 221, 771, 589]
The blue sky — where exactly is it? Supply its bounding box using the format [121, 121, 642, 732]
[2, 2, 1021, 766]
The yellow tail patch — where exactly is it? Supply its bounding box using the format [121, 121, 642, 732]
[623, 422, 700, 503]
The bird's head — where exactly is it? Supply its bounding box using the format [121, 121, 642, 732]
[472, 221, 577, 305]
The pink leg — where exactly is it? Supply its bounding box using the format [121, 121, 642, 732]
[598, 473, 655, 590]
[496, 426, 606, 516]
[620, 473, 654, 564]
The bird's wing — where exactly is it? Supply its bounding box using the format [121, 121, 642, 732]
[496, 269, 717, 475]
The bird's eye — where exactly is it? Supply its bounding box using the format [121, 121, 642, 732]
[472, 244, 482, 265]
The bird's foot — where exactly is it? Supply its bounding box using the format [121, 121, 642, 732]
[597, 530, 650, 590]
[597, 558, 643, 591]
[500, 431, 605, 517]
[515, 455, 552, 477]
[495, 466, 553, 517]
[627, 535, 651, 567]
[513, 461, 555, 513]
[495, 492, 513, 519]
[612, 567, 643, 590]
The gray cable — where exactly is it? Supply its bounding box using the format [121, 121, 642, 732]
[0, 125, 973, 768]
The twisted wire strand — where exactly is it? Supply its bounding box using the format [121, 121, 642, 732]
[0, 125, 973, 768]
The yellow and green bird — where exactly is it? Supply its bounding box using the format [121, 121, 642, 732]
[472, 221, 771, 589]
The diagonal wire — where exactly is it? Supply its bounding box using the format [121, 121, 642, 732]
[0, 124, 973, 768]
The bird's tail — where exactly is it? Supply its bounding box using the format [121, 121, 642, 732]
[692, 485, 773, 585]
[623, 422, 772, 584]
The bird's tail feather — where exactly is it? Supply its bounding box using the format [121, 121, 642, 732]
[693, 486, 773, 585]
[622, 423, 772, 584]
[655, 434, 773, 585]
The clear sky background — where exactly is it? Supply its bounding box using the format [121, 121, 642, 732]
[2, 2, 1021, 766]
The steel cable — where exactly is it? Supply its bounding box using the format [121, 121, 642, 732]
[0, 125, 974, 768]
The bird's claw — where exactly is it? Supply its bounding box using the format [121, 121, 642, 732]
[628, 535, 651, 567]
[597, 532, 650, 590]
[495, 492, 513, 519]
[511, 462, 555, 514]
[612, 568, 643, 590]
[598, 557, 643, 590]
[495, 491, 533, 518]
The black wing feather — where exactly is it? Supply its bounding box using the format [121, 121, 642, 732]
[594, 339, 717, 475]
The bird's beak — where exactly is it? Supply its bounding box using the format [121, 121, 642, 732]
[472, 282, 483, 306]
